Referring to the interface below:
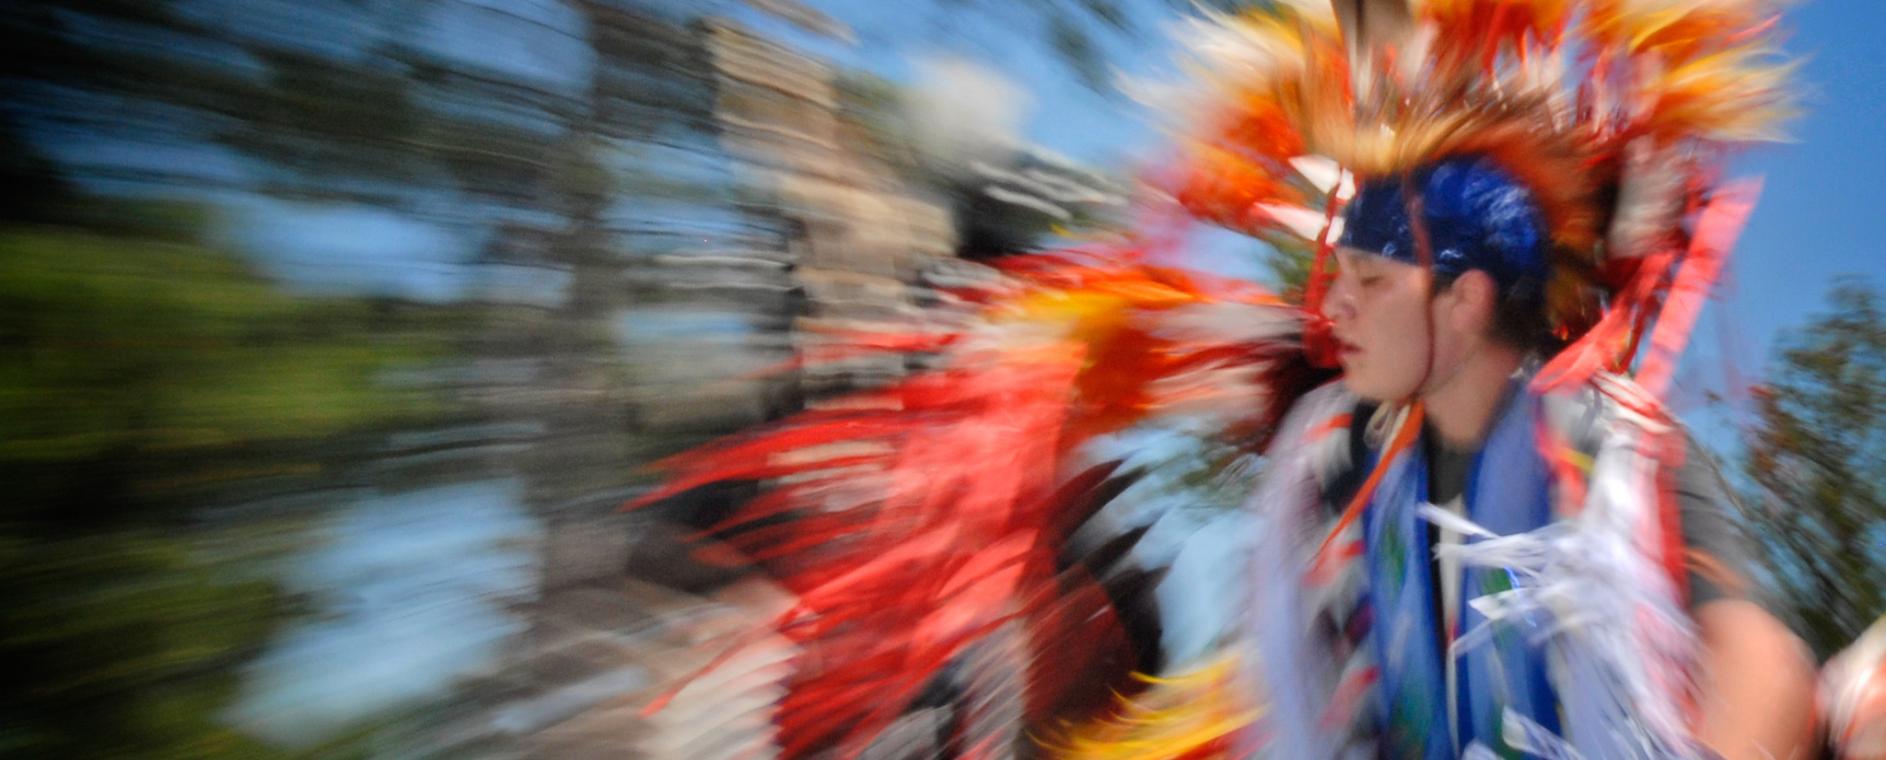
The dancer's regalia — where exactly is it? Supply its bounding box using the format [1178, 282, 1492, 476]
[633, 1, 1798, 757]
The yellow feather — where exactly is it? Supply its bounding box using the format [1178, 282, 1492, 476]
[1041, 656, 1262, 760]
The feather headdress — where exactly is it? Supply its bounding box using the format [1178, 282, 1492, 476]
[1166, 0, 1792, 379]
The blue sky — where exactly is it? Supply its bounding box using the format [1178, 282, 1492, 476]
[1716, 1, 1886, 406]
[228, 479, 541, 746]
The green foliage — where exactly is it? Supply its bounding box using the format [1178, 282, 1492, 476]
[1741, 280, 1886, 658]
[0, 201, 450, 756]
[0, 529, 285, 759]
[0, 224, 444, 463]
[0, 0, 729, 753]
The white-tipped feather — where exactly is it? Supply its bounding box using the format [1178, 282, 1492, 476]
[1288, 155, 1355, 200]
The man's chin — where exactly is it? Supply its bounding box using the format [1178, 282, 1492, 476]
[1338, 373, 1373, 398]
[1339, 373, 1398, 403]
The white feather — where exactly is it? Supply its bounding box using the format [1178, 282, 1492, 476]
[1426, 384, 1703, 759]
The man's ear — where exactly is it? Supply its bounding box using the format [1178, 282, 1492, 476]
[1449, 270, 1500, 336]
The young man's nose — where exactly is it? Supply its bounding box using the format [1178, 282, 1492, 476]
[1325, 275, 1357, 322]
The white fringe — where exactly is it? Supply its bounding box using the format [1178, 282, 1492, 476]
[1426, 394, 1702, 759]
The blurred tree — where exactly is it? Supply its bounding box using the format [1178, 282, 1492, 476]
[0, 197, 448, 757]
[0, 529, 283, 758]
[0, 0, 1284, 753]
[0, 224, 443, 471]
[7, 0, 781, 751]
[1742, 280, 1886, 658]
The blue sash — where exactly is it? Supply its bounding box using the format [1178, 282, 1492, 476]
[1361, 384, 1563, 757]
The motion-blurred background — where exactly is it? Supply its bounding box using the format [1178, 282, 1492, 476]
[2, 0, 1883, 757]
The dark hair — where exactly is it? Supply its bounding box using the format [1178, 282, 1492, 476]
[1432, 271, 1563, 355]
